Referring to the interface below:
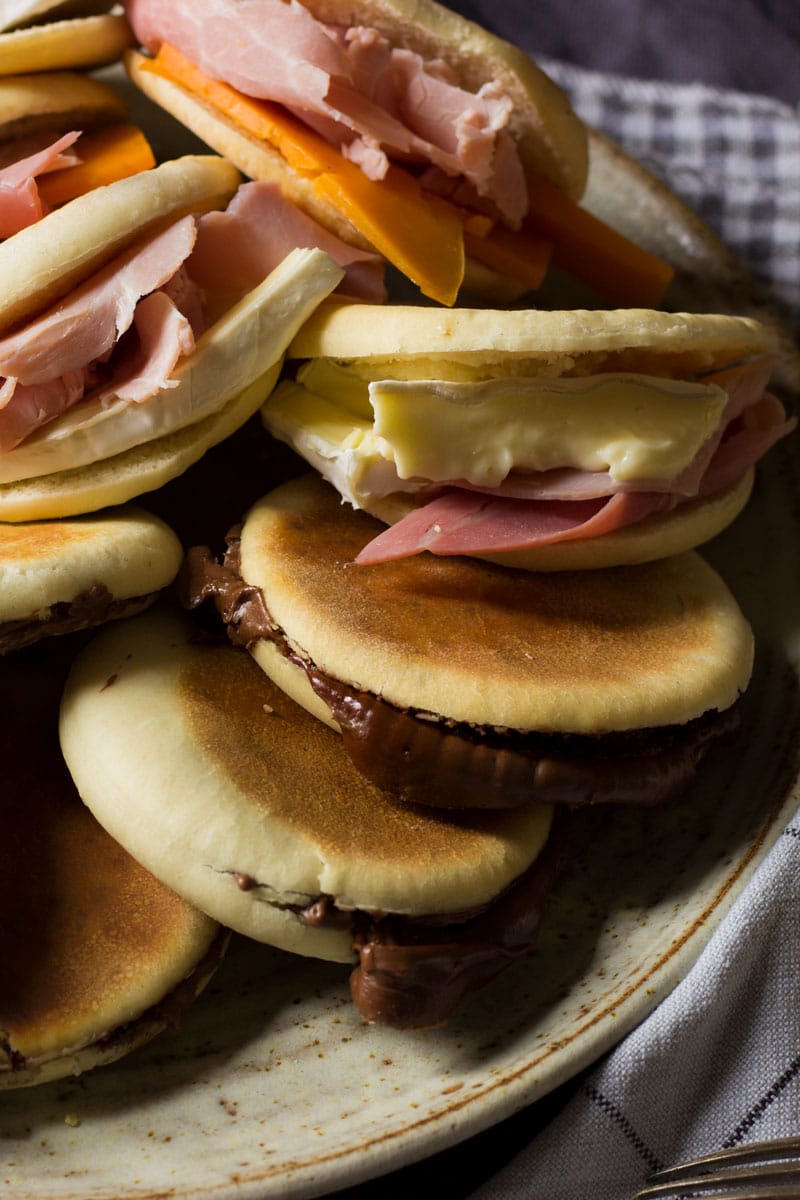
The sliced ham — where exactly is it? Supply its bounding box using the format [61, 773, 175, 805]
[354, 490, 673, 564]
[0, 216, 197, 386]
[0, 217, 197, 449]
[189, 180, 385, 305]
[123, 0, 528, 225]
[668, 355, 777, 495]
[698, 394, 797, 496]
[0, 131, 81, 239]
[0, 370, 89, 453]
[354, 362, 796, 564]
[0, 175, 379, 456]
[91, 290, 196, 405]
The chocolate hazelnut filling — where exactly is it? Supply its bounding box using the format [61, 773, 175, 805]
[0, 584, 156, 656]
[224, 821, 564, 1029]
[179, 533, 741, 810]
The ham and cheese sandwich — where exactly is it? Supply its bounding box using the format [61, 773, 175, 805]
[0, 0, 133, 74]
[0, 505, 181, 654]
[1, 637, 226, 1088]
[0, 154, 355, 523]
[262, 303, 796, 571]
[182, 473, 755, 812]
[0, 70, 155, 240]
[121, 0, 674, 308]
[59, 604, 557, 1029]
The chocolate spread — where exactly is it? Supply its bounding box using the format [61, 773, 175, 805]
[0, 584, 155, 656]
[222, 820, 565, 1029]
[179, 535, 741, 810]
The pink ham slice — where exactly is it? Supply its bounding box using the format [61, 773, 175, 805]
[0, 131, 81, 239]
[355, 490, 674, 563]
[0, 370, 89, 453]
[354, 364, 796, 564]
[189, 181, 385, 305]
[123, 0, 528, 225]
[90, 290, 196, 406]
[0, 217, 197, 449]
[0, 215, 197, 386]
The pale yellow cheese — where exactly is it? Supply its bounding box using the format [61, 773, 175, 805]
[262, 359, 727, 504]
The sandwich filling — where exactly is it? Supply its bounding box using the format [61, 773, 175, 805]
[126, 0, 529, 225]
[0, 123, 156, 239]
[181, 529, 743, 810]
[0, 581, 154, 655]
[230, 817, 563, 1029]
[264, 351, 795, 562]
[125, 0, 674, 304]
[0, 179, 379, 476]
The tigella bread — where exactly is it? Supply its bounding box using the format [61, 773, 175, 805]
[0, 155, 350, 521]
[181, 474, 755, 812]
[1, 637, 226, 1088]
[121, 0, 675, 307]
[263, 303, 796, 570]
[0, 505, 182, 653]
[0, 0, 134, 74]
[59, 604, 557, 1029]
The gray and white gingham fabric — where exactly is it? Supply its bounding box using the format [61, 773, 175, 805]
[468, 63, 800, 1200]
[542, 59, 800, 341]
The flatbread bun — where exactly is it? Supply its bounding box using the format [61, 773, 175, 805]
[1, 642, 224, 1089]
[0, 367, 280, 522]
[59, 604, 553, 964]
[0, 69, 127, 143]
[124, 0, 587, 204]
[123, 0, 587, 304]
[0, 147, 344, 519]
[0, 504, 182, 651]
[0, 0, 115, 31]
[289, 302, 778, 370]
[239, 474, 754, 736]
[0, 12, 133, 74]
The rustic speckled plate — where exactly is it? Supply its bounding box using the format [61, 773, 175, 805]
[1, 72, 798, 1200]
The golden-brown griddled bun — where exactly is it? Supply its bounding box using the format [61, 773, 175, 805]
[59, 605, 553, 961]
[266, 303, 783, 570]
[0, 154, 240, 333]
[239, 474, 754, 736]
[0, 11, 133, 74]
[0, 505, 182, 652]
[1, 643, 224, 1088]
[0, 69, 126, 143]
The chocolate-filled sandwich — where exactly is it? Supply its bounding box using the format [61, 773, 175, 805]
[0, 504, 181, 654]
[183, 473, 755, 811]
[1, 638, 226, 1088]
[59, 605, 557, 1029]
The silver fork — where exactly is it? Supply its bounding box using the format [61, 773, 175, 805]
[634, 1136, 800, 1199]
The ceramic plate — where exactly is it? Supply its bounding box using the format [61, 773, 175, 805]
[2, 71, 799, 1200]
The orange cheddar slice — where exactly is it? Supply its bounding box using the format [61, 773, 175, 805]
[37, 124, 156, 209]
[464, 221, 552, 292]
[143, 44, 466, 306]
[525, 174, 675, 307]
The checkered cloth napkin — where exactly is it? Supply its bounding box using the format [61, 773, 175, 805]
[468, 63, 800, 1200]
